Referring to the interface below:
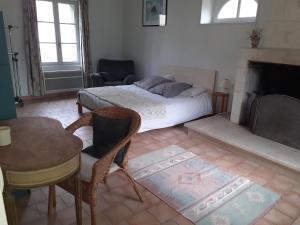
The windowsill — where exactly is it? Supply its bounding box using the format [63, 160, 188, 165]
[201, 18, 256, 25]
[42, 64, 82, 72]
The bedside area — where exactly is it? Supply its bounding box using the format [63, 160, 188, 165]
[185, 114, 300, 173]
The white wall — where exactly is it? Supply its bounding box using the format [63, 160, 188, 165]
[0, 0, 124, 96]
[89, 0, 124, 71]
[122, 0, 300, 94]
[257, 0, 300, 49]
[122, 0, 255, 91]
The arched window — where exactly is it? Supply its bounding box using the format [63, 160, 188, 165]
[217, 0, 258, 21]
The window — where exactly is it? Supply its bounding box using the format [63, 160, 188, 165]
[217, 0, 258, 21]
[36, 0, 80, 69]
[200, 0, 258, 24]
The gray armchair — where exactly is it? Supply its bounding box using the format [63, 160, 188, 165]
[91, 59, 137, 87]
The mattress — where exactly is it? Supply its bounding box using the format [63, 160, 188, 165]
[78, 85, 212, 132]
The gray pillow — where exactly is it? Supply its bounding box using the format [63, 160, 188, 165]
[134, 76, 172, 90]
[149, 82, 192, 98]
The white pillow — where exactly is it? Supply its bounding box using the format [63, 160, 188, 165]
[160, 74, 175, 81]
[179, 86, 207, 97]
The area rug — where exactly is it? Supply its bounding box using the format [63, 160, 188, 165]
[128, 145, 280, 225]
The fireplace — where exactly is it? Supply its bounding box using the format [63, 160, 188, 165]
[231, 49, 300, 150]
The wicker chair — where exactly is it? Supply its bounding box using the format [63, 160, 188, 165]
[48, 107, 143, 225]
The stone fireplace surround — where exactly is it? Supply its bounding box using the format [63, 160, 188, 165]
[230, 48, 300, 124]
[185, 48, 300, 172]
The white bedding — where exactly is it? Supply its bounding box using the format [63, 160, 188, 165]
[78, 85, 212, 132]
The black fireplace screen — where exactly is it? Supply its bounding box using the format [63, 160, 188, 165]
[249, 95, 300, 150]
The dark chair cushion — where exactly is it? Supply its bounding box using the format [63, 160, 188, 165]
[82, 113, 131, 166]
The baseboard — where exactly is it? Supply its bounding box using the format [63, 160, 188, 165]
[22, 90, 77, 103]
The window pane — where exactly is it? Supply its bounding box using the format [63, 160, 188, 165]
[40, 43, 58, 62]
[217, 0, 239, 19]
[58, 3, 75, 23]
[62, 44, 78, 62]
[239, 0, 258, 18]
[60, 24, 77, 43]
[36, 1, 54, 22]
[38, 22, 56, 42]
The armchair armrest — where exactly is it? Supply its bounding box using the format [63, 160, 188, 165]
[90, 73, 104, 87]
[66, 113, 93, 134]
[123, 74, 137, 85]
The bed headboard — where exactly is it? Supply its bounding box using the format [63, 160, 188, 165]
[160, 65, 216, 93]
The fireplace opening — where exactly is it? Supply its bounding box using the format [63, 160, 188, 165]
[242, 61, 300, 150]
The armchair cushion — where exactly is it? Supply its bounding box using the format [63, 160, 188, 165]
[80, 153, 120, 182]
[82, 113, 131, 165]
[100, 72, 114, 82]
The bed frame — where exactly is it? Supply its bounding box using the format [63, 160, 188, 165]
[77, 64, 216, 114]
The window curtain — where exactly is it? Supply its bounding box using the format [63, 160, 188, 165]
[23, 0, 45, 96]
[79, 0, 92, 88]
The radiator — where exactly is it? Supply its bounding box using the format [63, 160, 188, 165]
[44, 70, 83, 93]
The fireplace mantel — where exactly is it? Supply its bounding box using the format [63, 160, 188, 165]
[230, 48, 300, 124]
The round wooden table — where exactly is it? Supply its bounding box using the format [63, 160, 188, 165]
[0, 117, 83, 225]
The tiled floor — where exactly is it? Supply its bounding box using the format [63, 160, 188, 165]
[14, 96, 300, 225]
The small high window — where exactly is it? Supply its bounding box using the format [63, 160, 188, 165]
[200, 0, 258, 24]
[217, 0, 258, 20]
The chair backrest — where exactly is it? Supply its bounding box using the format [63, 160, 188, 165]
[92, 107, 140, 137]
[97, 59, 135, 81]
[90, 107, 141, 183]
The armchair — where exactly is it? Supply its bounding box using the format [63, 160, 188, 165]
[91, 59, 137, 87]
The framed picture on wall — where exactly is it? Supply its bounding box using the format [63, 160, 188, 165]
[143, 0, 168, 26]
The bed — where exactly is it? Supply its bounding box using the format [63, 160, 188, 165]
[77, 65, 216, 132]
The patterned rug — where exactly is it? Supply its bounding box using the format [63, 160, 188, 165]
[128, 145, 280, 225]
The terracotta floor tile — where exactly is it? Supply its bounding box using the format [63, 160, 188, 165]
[284, 192, 300, 209]
[35, 197, 67, 215]
[276, 200, 300, 220]
[18, 205, 41, 224]
[22, 215, 62, 225]
[127, 211, 160, 225]
[292, 217, 300, 225]
[15, 97, 300, 225]
[104, 204, 133, 224]
[264, 208, 294, 225]
[123, 197, 150, 213]
[254, 218, 274, 225]
[147, 203, 177, 223]
[173, 215, 194, 225]
[162, 220, 179, 225]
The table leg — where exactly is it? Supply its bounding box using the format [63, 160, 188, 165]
[74, 173, 82, 225]
[212, 94, 217, 114]
[3, 187, 18, 225]
[48, 185, 56, 216]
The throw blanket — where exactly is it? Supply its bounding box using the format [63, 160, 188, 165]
[83, 87, 166, 120]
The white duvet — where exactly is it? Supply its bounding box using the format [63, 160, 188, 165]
[78, 85, 212, 132]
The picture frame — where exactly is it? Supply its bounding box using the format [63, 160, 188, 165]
[142, 0, 168, 27]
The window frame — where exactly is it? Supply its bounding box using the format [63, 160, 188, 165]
[214, 0, 258, 24]
[36, 0, 81, 71]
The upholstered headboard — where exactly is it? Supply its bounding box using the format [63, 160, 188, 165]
[160, 65, 216, 93]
